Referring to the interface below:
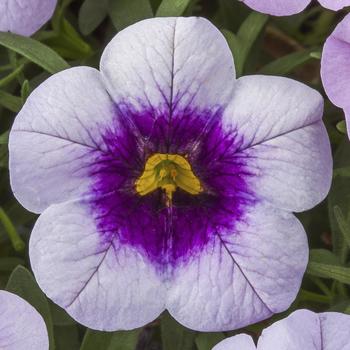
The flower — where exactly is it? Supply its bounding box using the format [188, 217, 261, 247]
[0, 290, 48, 349]
[212, 309, 350, 349]
[321, 13, 350, 137]
[9, 17, 332, 331]
[0, 0, 57, 36]
[242, 0, 350, 16]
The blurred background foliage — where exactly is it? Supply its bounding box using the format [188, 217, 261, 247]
[0, 0, 349, 349]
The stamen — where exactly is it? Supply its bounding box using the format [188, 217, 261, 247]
[135, 153, 203, 206]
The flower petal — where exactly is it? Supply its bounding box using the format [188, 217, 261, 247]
[224, 75, 332, 212]
[0, 0, 57, 36]
[0, 290, 49, 350]
[166, 203, 308, 331]
[9, 66, 115, 213]
[100, 17, 235, 113]
[321, 14, 350, 120]
[212, 335, 256, 350]
[318, 0, 350, 10]
[29, 198, 166, 331]
[242, 0, 310, 16]
[258, 310, 350, 350]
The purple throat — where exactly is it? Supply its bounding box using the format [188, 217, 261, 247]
[88, 103, 255, 270]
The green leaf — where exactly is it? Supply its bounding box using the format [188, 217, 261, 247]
[79, 0, 109, 35]
[333, 206, 350, 250]
[195, 333, 226, 350]
[161, 312, 196, 350]
[328, 140, 350, 262]
[6, 266, 55, 350]
[0, 32, 70, 74]
[109, 0, 153, 31]
[21, 80, 30, 104]
[259, 48, 317, 75]
[80, 329, 140, 350]
[307, 249, 350, 284]
[0, 64, 24, 88]
[55, 325, 80, 350]
[223, 12, 268, 76]
[0, 90, 22, 112]
[0, 131, 9, 145]
[336, 120, 347, 134]
[156, 0, 191, 16]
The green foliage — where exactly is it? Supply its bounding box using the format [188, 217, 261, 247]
[0, 32, 69, 73]
[80, 329, 140, 350]
[0, 0, 349, 349]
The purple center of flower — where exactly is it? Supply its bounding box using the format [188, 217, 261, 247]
[88, 103, 255, 269]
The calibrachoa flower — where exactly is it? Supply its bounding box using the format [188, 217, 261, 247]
[0, 290, 48, 349]
[9, 17, 332, 331]
[212, 309, 350, 349]
[0, 0, 57, 36]
[242, 0, 350, 16]
[321, 13, 350, 136]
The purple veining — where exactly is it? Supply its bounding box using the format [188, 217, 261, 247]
[88, 103, 256, 269]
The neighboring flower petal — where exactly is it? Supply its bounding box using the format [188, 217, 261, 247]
[224, 75, 332, 212]
[9, 66, 115, 213]
[214, 310, 350, 350]
[166, 203, 308, 331]
[212, 334, 256, 350]
[242, 0, 310, 16]
[0, 290, 49, 350]
[258, 310, 350, 350]
[318, 0, 350, 10]
[321, 13, 350, 135]
[100, 17, 235, 113]
[29, 198, 166, 331]
[0, 0, 57, 36]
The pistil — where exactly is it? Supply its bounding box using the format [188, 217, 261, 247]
[135, 153, 203, 207]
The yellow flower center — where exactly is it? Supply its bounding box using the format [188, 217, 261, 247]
[135, 153, 203, 207]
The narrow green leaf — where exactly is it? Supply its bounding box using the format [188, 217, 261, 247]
[80, 329, 140, 350]
[0, 207, 25, 252]
[0, 64, 24, 88]
[161, 312, 196, 350]
[333, 166, 350, 178]
[21, 80, 30, 104]
[0, 32, 70, 74]
[328, 140, 350, 262]
[6, 266, 55, 350]
[156, 0, 191, 16]
[55, 325, 80, 350]
[79, 0, 109, 35]
[0, 131, 9, 144]
[307, 249, 350, 284]
[195, 333, 226, 350]
[334, 206, 350, 249]
[0, 90, 22, 112]
[109, 0, 153, 31]
[259, 48, 317, 75]
[223, 12, 268, 76]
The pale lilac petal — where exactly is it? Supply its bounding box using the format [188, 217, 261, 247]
[100, 17, 235, 113]
[0, 290, 49, 350]
[0, 0, 57, 36]
[212, 334, 256, 350]
[224, 75, 332, 212]
[166, 203, 308, 331]
[242, 0, 310, 16]
[29, 198, 166, 331]
[9, 66, 115, 214]
[258, 310, 350, 350]
[321, 14, 350, 124]
[318, 0, 350, 10]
